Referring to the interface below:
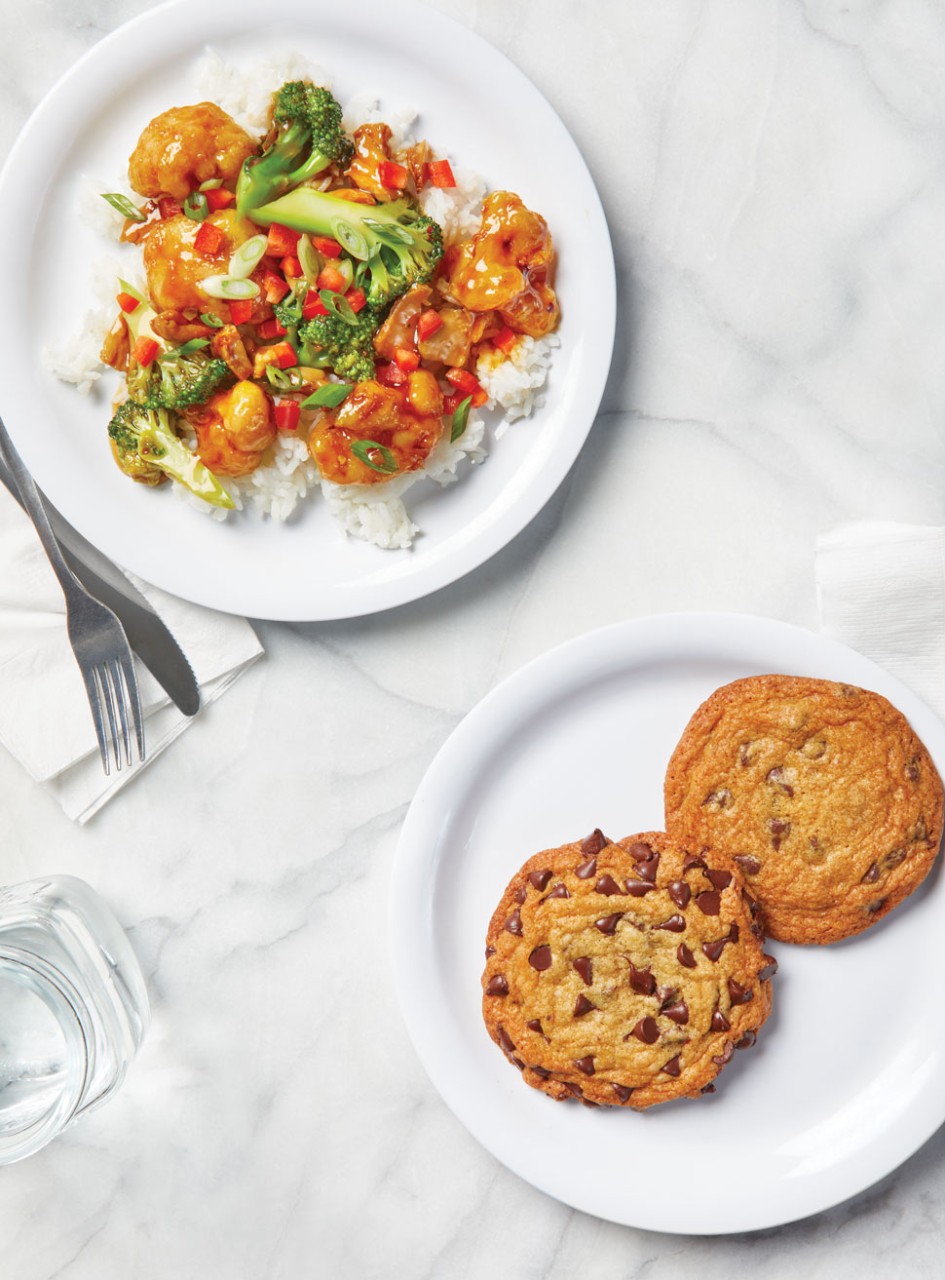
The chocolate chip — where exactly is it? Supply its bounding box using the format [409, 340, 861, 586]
[526, 1019, 548, 1040]
[733, 855, 761, 876]
[595, 874, 624, 896]
[802, 737, 826, 758]
[668, 880, 691, 908]
[766, 766, 794, 797]
[504, 909, 523, 936]
[758, 954, 778, 982]
[695, 890, 721, 916]
[624, 880, 655, 897]
[702, 933, 732, 962]
[485, 945, 496, 958]
[710, 1009, 730, 1032]
[662, 1000, 689, 1025]
[627, 961, 656, 995]
[528, 945, 552, 971]
[628, 840, 654, 861]
[738, 742, 754, 767]
[630, 1016, 659, 1044]
[767, 818, 790, 851]
[575, 856, 597, 879]
[531, 1065, 551, 1079]
[906, 761, 920, 782]
[683, 853, 707, 872]
[884, 848, 907, 869]
[735, 1030, 757, 1049]
[703, 788, 732, 809]
[573, 956, 593, 985]
[655, 913, 686, 932]
[544, 883, 570, 900]
[528, 869, 552, 891]
[727, 978, 753, 1005]
[565, 1082, 586, 1098]
[582, 828, 609, 856]
[712, 1041, 734, 1067]
[485, 974, 509, 996]
[629, 844, 660, 882]
[573, 994, 597, 1018]
[513, 884, 527, 905]
[661, 1055, 681, 1077]
[497, 1025, 516, 1055]
[705, 868, 733, 890]
[573, 1056, 595, 1076]
[612, 1084, 633, 1103]
[677, 943, 697, 968]
[867, 897, 887, 914]
[701, 1082, 717, 1094]
[595, 913, 623, 935]
[914, 818, 928, 841]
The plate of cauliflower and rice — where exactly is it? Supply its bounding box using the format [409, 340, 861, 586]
[0, 0, 614, 620]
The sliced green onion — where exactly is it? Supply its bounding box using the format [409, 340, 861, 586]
[228, 234, 268, 280]
[319, 289, 356, 325]
[301, 382, 353, 409]
[198, 274, 260, 300]
[362, 217, 412, 246]
[336, 257, 355, 290]
[162, 338, 211, 360]
[351, 439, 398, 474]
[450, 394, 473, 444]
[183, 191, 209, 222]
[332, 220, 369, 260]
[200, 311, 225, 328]
[117, 277, 148, 305]
[265, 366, 306, 391]
[199, 178, 223, 191]
[102, 192, 146, 222]
[298, 234, 323, 284]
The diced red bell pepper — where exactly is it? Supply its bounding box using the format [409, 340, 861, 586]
[262, 271, 291, 304]
[429, 159, 456, 189]
[445, 367, 481, 396]
[493, 325, 518, 355]
[132, 336, 160, 367]
[378, 160, 408, 191]
[281, 255, 302, 279]
[311, 236, 343, 258]
[393, 347, 420, 372]
[266, 341, 298, 370]
[317, 265, 347, 293]
[267, 223, 301, 256]
[157, 197, 182, 219]
[256, 317, 287, 340]
[116, 292, 140, 314]
[228, 299, 254, 325]
[194, 220, 224, 256]
[345, 287, 367, 314]
[376, 361, 408, 387]
[205, 187, 235, 211]
[443, 393, 462, 415]
[302, 288, 329, 320]
[273, 399, 301, 431]
[416, 309, 442, 341]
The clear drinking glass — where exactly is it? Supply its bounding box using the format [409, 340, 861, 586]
[0, 875, 149, 1164]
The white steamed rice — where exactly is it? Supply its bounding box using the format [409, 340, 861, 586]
[47, 50, 556, 549]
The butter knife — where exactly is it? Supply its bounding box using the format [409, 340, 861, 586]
[0, 459, 200, 716]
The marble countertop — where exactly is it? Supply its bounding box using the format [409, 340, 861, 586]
[2, 0, 945, 1275]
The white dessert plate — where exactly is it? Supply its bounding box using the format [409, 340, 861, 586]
[390, 614, 945, 1234]
[0, 0, 613, 620]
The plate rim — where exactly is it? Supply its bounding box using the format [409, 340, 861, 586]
[389, 611, 945, 1233]
[0, 0, 615, 621]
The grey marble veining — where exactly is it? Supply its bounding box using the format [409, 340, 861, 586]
[0, 1, 944, 1276]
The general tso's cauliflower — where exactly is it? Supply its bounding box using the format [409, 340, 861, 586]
[187, 381, 276, 478]
[142, 210, 255, 317]
[128, 102, 256, 202]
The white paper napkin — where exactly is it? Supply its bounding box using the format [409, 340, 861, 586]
[816, 522, 945, 721]
[0, 486, 263, 822]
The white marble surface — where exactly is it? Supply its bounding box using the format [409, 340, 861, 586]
[2, 0, 945, 1275]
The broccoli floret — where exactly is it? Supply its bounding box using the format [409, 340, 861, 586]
[236, 80, 353, 216]
[128, 347, 230, 410]
[249, 188, 444, 311]
[107, 401, 234, 508]
[298, 306, 383, 384]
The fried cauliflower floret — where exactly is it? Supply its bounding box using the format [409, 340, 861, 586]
[447, 190, 559, 338]
[128, 103, 256, 202]
[187, 381, 275, 478]
[142, 210, 255, 318]
[308, 371, 444, 485]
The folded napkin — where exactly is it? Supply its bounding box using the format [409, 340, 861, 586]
[0, 486, 263, 822]
[816, 522, 945, 721]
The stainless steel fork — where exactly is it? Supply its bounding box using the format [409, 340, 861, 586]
[0, 416, 145, 774]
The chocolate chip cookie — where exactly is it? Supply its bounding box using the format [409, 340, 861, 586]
[664, 675, 944, 945]
[481, 830, 776, 1109]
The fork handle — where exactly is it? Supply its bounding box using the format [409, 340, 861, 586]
[0, 415, 80, 597]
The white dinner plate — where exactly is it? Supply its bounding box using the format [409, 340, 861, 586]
[390, 614, 945, 1234]
[0, 0, 613, 620]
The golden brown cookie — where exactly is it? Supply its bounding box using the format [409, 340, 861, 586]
[481, 830, 776, 1109]
[664, 675, 944, 945]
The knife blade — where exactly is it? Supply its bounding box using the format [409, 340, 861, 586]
[0, 459, 200, 716]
